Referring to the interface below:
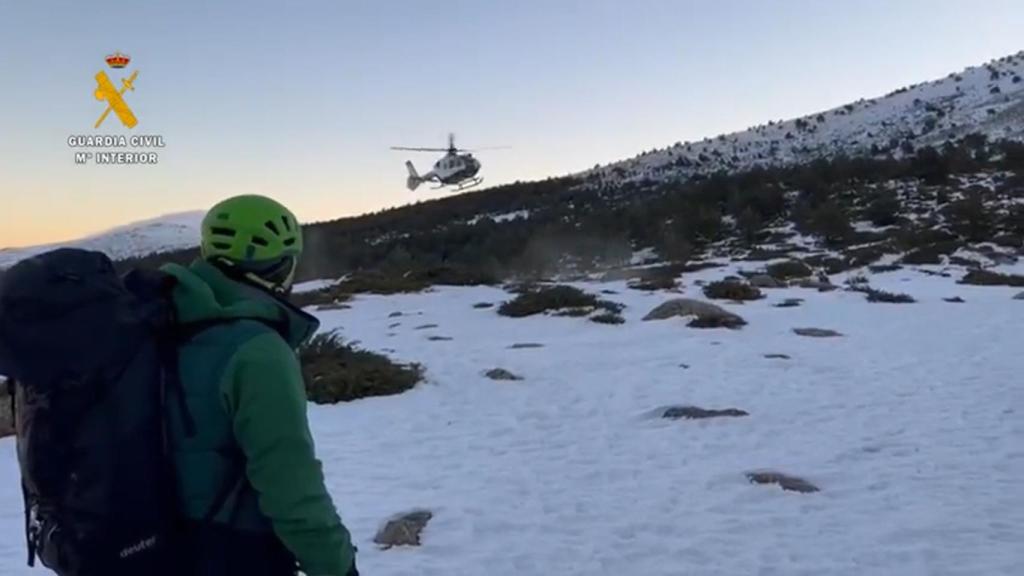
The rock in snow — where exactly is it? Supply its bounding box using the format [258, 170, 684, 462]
[663, 406, 749, 420]
[774, 298, 804, 308]
[749, 274, 785, 289]
[508, 342, 545, 349]
[643, 298, 746, 327]
[793, 327, 844, 338]
[485, 368, 523, 381]
[374, 510, 434, 548]
[746, 471, 820, 494]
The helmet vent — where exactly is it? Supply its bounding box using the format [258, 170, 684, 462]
[265, 220, 280, 235]
[211, 241, 231, 250]
[251, 235, 269, 247]
[210, 226, 236, 237]
[281, 215, 292, 232]
[283, 238, 296, 247]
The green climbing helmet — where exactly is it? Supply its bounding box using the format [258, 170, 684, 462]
[200, 194, 303, 291]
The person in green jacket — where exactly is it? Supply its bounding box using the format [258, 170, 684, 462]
[161, 194, 358, 576]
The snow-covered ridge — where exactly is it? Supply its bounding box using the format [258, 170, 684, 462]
[584, 52, 1024, 186]
[0, 211, 204, 269]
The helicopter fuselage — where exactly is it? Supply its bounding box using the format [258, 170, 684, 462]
[430, 151, 481, 184]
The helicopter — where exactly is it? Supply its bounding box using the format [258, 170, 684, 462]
[391, 133, 504, 192]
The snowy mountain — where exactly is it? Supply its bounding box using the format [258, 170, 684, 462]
[584, 52, 1024, 186]
[0, 211, 204, 269]
[7, 258, 1022, 575]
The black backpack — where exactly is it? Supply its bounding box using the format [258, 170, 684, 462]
[0, 248, 218, 576]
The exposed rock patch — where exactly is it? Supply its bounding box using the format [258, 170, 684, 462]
[774, 298, 803, 308]
[374, 510, 434, 549]
[508, 343, 545, 349]
[793, 327, 843, 338]
[688, 315, 746, 329]
[797, 279, 837, 292]
[643, 299, 746, 329]
[663, 406, 749, 420]
[485, 368, 522, 381]
[748, 274, 784, 289]
[746, 471, 819, 493]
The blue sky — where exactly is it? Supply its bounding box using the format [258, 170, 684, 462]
[0, 0, 1022, 246]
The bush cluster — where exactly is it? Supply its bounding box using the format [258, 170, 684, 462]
[703, 280, 764, 301]
[300, 333, 423, 404]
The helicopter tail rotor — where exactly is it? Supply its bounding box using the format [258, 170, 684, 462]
[405, 161, 422, 191]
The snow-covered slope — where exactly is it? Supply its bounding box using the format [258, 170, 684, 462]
[0, 211, 204, 269]
[5, 262, 1020, 575]
[585, 52, 1024, 186]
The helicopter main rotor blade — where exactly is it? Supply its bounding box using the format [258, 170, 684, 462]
[461, 146, 511, 152]
[390, 147, 451, 152]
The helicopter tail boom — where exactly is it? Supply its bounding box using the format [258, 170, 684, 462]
[405, 161, 422, 191]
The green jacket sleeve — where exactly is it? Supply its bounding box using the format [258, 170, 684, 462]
[222, 331, 355, 576]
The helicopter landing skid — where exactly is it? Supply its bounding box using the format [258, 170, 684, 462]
[451, 177, 483, 192]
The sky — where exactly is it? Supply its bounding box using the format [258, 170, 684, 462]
[0, 0, 1022, 248]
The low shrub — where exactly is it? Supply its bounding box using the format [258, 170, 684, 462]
[338, 272, 430, 296]
[864, 288, 916, 303]
[703, 280, 763, 301]
[498, 285, 621, 318]
[591, 312, 626, 325]
[901, 240, 965, 265]
[864, 192, 903, 227]
[846, 281, 915, 303]
[291, 287, 354, 309]
[843, 242, 896, 268]
[766, 259, 813, 280]
[803, 254, 852, 274]
[628, 275, 679, 291]
[960, 269, 1024, 287]
[743, 247, 799, 261]
[412, 265, 500, 287]
[300, 333, 423, 404]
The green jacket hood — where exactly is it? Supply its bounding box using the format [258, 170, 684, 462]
[162, 259, 319, 348]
